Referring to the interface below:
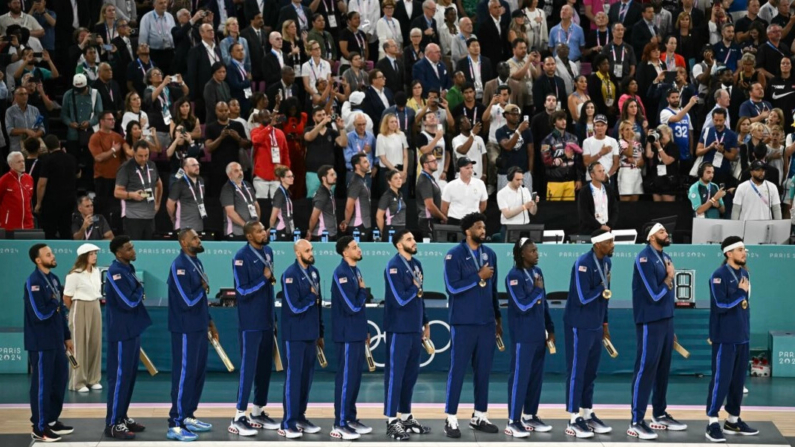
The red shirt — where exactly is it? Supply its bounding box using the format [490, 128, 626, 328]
[251, 125, 290, 181]
[0, 171, 34, 230]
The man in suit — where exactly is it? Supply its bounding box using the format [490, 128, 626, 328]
[410, 0, 440, 50]
[477, 0, 508, 71]
[266, 66, 303, 109]
[532, 56, 568, 113]
[362, 69, 395, 133]
[277, 0, 312, 35]
[264, 31, 286, 86]
[172, 9, 203, 77]
[245, 0, 281, 34]
[227, 42, 253, 116]
[241, 12, 267, 84]
[455, 38, 494, 102]
[111, 18, 137, 96]
[394, 0, 423, 44]
[376, 39, 406, 94]
[631, 4, 660, 60]
[475, 0, 510, 32]
[412, 43, 451, 93]
[186, 23, 223, 121]
[205, 0, 236, 32]
[94, 63, 123, 122]
[608, 0, 643, 43]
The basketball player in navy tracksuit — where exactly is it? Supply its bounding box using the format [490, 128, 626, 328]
[704, 236, 759, 443]
[330, 236, 372, 440]
[383, 229, 432, 441]
[229, 221, 280, 436]
[504, 238, 555, 438]
[24, 244, 74, 443]
[167, 229, 217, 442]
[443, 212, 502, 438]
[628, 224, 687, 440]
[564, 229, 614, 438]
[279, 239, 324, 439]
[104, 236, 152, 440]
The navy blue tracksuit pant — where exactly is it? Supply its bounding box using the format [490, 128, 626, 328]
[507, 341, 546, 422]
[631, 318, 674, 423]
[106, 337, 141, 426]
[564, 323, 603, 413]
[29, 349, 68, 432]
[334, 341, 364, 426]
[384, 332, 421, 418]
[445, 323, 496, 414]
[706, 342, 749, 418]
[169, 331, 208, 428]
[236, 329, 274, 412]
[282, 340, 316, 430]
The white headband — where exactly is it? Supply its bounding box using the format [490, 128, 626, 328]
[722, 241, 745, 254]
[591, 232, 614, 244]
[647, 223, 665, 241]
[519, 237, 529, 246]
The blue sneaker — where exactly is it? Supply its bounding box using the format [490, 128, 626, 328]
[724, 418, 759, 436]
[184, 417, 212, 432]
[167, 427, 198, 442]
[706, 422, 726, 443]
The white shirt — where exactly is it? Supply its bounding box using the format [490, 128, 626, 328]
[497, 184, 532, 225]
[301, 58, 331, 94]
[733, 180, 781, 221]
[417, 129, 447, 182]
[71, 0, 79, 29]
[63, 268, 102, 302]
[203, 40, 220, 64]
[488, 104, 508, 144]
[376, 16, 403, 59]
[492, 15, 501, 36]
[589, 181, 609, 224]
[374, 87, 390, 108]
[121, 111, 152, 137]
[271, 49, 284, 68]
[452, 133, 487, 179]
[442, 177, 488, 219]
[375, 132, 409, 167]
[582, 135, 620, 180]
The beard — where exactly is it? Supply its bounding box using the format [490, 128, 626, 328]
[190, 245, 205, 254]
[43, 260, 57, 269]
[404, 244, 417, 255]
[734, 258, 746, 266]
[303, 255, 316, 265]
[354, 254, 363, 262]
[656, 235, 671, 247]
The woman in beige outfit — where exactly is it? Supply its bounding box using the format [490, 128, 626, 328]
[65, 244, 103, 392]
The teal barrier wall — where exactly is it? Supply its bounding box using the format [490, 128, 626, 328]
[1, 241, 793, 348]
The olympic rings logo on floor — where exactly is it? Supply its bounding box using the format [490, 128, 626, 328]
[367, 320, 451, 368]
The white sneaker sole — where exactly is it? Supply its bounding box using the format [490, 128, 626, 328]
[278, 429, 303, 439]
[566, 426, 594, 438]
[504, 427, 530, 438]
[723, 429, 760, 436]
[228, 425, 257, 437]
[351, 426, 372, 434]
[523, 423, 552, 433]
[706, 433, 726, 443]
[651, 421, 688, 431]
[628, 428, 658, 440]
[330, 429, 360, 440]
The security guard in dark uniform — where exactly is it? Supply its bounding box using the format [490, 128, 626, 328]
[442, 212, 502, 438]
[104, 236, 152, 440]
[705, 236, 759, 443]
[504, 238, 554, 438]
[629, 224, 687, 440]
[279, 239, 325, 439]
[24, 244, 74, 443]
[229, 221, 279, 436]
[383, 229, 432, 441]
[564, 229, 614, 438]
[166, 229, 218, 442]
[330, 236, 371, 440]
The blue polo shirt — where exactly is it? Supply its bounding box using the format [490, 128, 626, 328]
[549, 23, 586, 61]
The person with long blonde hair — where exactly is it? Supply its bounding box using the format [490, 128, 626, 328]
[376, 113, 410, 194]
[617, 119, 644, 201]
[64, 244, 103, 393]
[220, 17, 252, 73]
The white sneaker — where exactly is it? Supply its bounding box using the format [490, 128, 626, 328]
[743, 386, 749, 394]
[76, 386, 89, 393]
[90, 384, 103, 390]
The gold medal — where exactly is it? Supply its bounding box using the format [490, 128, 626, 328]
[418, 288, 424, 297]
[479, 279, 487, 287]
[602, 289, 612, 299]
[741, 299, 748, 309]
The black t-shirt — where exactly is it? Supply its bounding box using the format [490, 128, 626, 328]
[205, 120, 248, 174]
[143, 85, 182, 132]
[734, 16, 768, 36]
[451, 102, 486, 126]
[38, 151, 77, 206]
[340, 28, 367, 61]
[304, 125, 339, 172]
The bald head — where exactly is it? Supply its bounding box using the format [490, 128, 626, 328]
[425, 43, 441, 62]
[269, 31, 283, 49]
[294, 239, 316, 266]
[294, 239, 311, 253]
[460, 17, 472, 33]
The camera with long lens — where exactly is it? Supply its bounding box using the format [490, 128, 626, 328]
[647, 130, 659, 144]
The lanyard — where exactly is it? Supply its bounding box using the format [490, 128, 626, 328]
[599, 72, 612, 98]
[184, 253, 209, 284]
[619, 0, 631, 20]
[590, 182, 607, 210]
[137, 58, 151, 77]
[558, 26, 572, 45]
[353, 30, 365, 51]
[183, 176, 204, 204]
[326, 186, 336, 214]
[724, 264, 742, 284]
[387, 17, 397, 34]
[309, 58, 321, 82]
[39, 270, 61, 300]
[106, 21, 116, 43]
[714, 129, 725, 145]
[468, 56, 480, 80]
[206, 44, 219, 63]
[233, 59, 246, 79]
[592, 253, 609, 287]
[391, 190, 403, 215]
[248, 244, 273, 270]
[650, 247, 666, 268]
[466, 245, 483, 271]
[135, 164, 152, 189]
[753, 101, 768, 115]
[723, 45, 733, 64]
[547, 76, 559, 99]
[666, 53, 676, 70]
[300, 264, 319, 291]
[399, 255, 422, 287]
[767, 41, 785, 57]
[422, 171, 439, 189]
[323, 0, 335, 12]
[611, 44, 625, 64]
[278, 185, 293, 216]
[231, 180, 254, 204]
[85, 223, 94, 240]
[466, 106, 478, 124]
[522, 267, 541, 291]
[750, 181, 770, 206]
[398, 109, 408, 130]
[294, 4, 307, 28]
[269, 127, 278, 147]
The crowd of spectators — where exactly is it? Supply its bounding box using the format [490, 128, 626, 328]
[0, 0, 793, 242]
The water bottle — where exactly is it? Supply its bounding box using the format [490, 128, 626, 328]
[269, 228, 276, 242]
[353, 229, 361, 243]
[388, 229, 395, 244]
[293, 228, 301, 242]
[372, 229, 381, 242]
[321, 230, 329, 243]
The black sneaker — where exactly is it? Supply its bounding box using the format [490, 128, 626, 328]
[124, 418, 146, 433]
[401, 415, 431, 434]
[104, 423, 135, 440]
[49, 421, 74, 435]
[444, 419, 461, 438]
[386, 419, 410, 441]
[724, 418, 759, 436]
[706, 422, 726, 443]
[586, 413, 612, 434]
[469, 413, 499, 433]
[31, 426, 61, 443]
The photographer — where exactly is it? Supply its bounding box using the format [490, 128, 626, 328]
[304, 107, 347, 197]
[72, 196, 113, 241]
[142, 66, 188, 151]
[30, 0, 56, 52]
[12, 47, 58, 85]
[644, 125, 680, 202]
[5, 86, 43, 153]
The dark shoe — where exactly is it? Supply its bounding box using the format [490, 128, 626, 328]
[401, 415, 431, 434]
[521, 415, 552, 432]
[386, 419, 410, 441]
[444, 419, 461, 438]
[105, 423, 135, 440]
[627, 421, 658, 440]
[566, 417, 594, 439]
[706, 422, 726, 443]
[469, 413, 498, 433]
[296, 419, 321, 434]
[31, 426, 61, 443]
[250, 413, 279, 430]
[586, 413, 612, 434]
[49, 421, 74, 435]
[724, 418, 759, 436]
[124, 418, 146, 433]
[651, 412, 687, 431]
[346, 419, 372, 434]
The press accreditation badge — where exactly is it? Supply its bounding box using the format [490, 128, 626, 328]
[163, 107, 172, 125]
[328, 15, 337, 28]
[144, 187, 155, 202]
[198, 203, 208, 218]
[248, 204, 258, 220]
[657, 164, 667, 176]
[271, 145, 281, 164]
[613, 64, 622, 78]
[244, 87, 252, 98]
